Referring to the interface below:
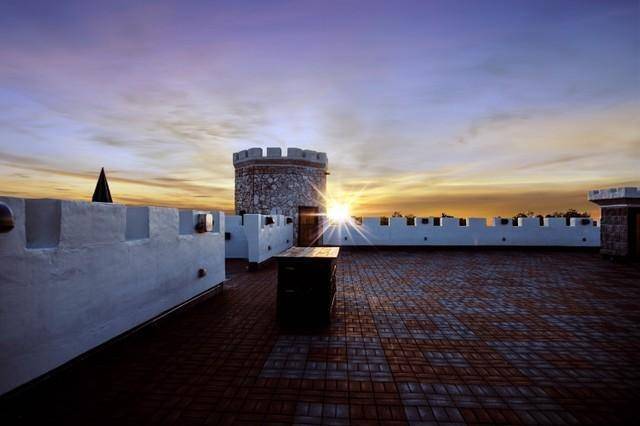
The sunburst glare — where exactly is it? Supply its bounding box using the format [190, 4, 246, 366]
[327, 202, 351, 224]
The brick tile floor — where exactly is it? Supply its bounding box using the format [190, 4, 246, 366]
[2, 249, 640, 425]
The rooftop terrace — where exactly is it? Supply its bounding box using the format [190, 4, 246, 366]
[2, 249, 639, 425]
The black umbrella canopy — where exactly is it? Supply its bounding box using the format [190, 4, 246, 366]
[92, 168, 113, 203]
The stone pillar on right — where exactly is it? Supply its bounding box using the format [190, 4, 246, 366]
[589, 187, 640, 260]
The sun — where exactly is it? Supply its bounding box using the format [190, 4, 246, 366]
[327, 202, 351, 224]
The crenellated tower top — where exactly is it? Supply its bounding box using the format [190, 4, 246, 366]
[232, 147, 328, 168]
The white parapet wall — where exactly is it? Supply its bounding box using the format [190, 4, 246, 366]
[225, 214, 293, 263]
[0, 197, 226, 395]
[225, 215, 249, 259]
[323, 216, 600, 247]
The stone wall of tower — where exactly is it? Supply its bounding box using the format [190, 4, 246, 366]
[588, 187, 640, 259]
[599, 206, 632, 257]
[589, 186, 640, 260]
[233, 147, 328, 242]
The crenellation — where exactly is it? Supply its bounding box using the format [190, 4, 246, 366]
[234, 149, 248, 163]
[544, 217, 565, 227]
[518, 217, 540, 228]
[61, 201, 126, 248]
[232, 147, 328, 166]
[468, 218, 486, 228]
[266, 147, 282, 158]
[441, 217, 459, 227]
[342, 216, 599, 229]
[389, 217, 405, 227]
[302, 149, 317, 159]
[149, 206, 179, 240]
[363, 217, 379, 227]
[0, 197, 224, 249]
[324, 215, 600, 247]
[247, 147, 262, 158]
[287, 147, 303, 158]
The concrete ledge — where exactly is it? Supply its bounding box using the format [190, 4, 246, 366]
[331, 245, 601, 253]
[589, 187, 640, 201]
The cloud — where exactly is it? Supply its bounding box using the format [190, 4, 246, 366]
[0, 0, 638, 216]
[0, 151, 234, 210]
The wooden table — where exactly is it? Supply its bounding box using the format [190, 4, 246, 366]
[274, 247, 340, 324]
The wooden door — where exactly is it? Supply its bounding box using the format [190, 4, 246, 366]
[298, 206, 322, 247]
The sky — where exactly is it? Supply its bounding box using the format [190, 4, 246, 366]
[0, 0, 638, 218]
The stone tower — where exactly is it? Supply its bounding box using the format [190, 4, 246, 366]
[233, 147, 328, 245]
[589, 187, 640, 260]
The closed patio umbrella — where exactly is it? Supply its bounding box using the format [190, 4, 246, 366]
[92, 168, 113, 203]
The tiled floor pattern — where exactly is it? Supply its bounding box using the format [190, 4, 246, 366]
[2, 250, 640, 425]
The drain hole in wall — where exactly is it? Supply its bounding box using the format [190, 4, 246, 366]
[502, 237, 506, 242]
[424, 236, 428, 241]
[582, 237, 586, 242]
[267, 245, 271, 251]
[344, 236, 348, 241]
[198, 268, 207, 278]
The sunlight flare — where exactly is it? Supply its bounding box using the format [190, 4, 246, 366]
[326, 202, 351, 224]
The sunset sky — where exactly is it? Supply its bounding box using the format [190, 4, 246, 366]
[1, 0, 638, 218]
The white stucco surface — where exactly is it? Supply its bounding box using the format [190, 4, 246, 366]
[224, 215, 249, 259]
[225, 214, 293, 263]
[323, 216, 600, 247]
[0, 197, 226, 395]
